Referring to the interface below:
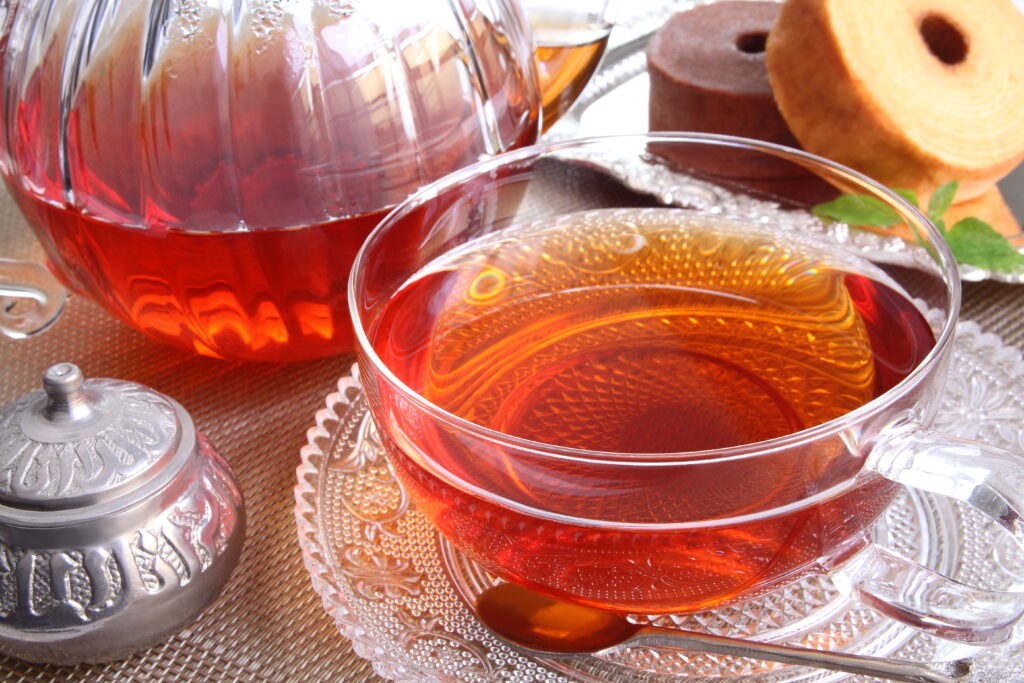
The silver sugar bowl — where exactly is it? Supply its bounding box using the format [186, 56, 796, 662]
[0, 363, 245, 664]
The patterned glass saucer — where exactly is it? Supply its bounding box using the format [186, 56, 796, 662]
[295, 321, 1024, 683]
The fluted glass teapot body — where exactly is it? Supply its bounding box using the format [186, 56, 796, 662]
[0, 0, 542, 361]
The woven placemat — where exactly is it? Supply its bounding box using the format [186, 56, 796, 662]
[1, 169, 1022, 682]
[0, 190, 381, 681]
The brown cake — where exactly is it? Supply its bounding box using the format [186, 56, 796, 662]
[645, 1, 835, 204]
[647, 2, 797, 156]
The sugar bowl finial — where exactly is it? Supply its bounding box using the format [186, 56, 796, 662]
[40, 362, 90, 420]
[0, 363, 246, 664]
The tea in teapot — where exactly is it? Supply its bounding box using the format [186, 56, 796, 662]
[0, 0, 606, 361]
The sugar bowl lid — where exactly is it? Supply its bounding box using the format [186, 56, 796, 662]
[0, 363, 245, 665]
[0, 362, 181, 513]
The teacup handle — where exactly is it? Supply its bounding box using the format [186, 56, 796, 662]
[0, 258, 67, 338]
[830, 417, 1024, 645]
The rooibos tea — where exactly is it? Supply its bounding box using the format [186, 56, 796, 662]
[368, 208, 933, 611]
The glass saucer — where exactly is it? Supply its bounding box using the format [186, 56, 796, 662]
[294, 321, 1024, 682]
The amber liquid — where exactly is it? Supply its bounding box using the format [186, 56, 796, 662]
[2, 4, 538, 361]
[371, 208, 936, 612]
[531, 8, 610, 132]
[15, 193, 387, 361]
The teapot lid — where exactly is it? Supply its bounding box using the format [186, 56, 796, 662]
[0, 363, 182, 510]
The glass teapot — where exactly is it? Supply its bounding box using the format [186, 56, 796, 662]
[0, 0, 609, 362]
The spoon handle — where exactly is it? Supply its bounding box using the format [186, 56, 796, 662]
[623, 626, 967, 683]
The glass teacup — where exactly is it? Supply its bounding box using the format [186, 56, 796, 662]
[350, 134, 1024, 645]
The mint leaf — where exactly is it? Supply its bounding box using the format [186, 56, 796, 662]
[927, 181, 958, 223]
[813, 182, 1024, 274]
[812, 194, 903, 227]
[890, 188, 930, 248]
[945, 217, 1024, 272]
[893, 188, 919, 209]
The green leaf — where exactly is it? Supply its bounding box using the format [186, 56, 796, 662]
[945, 217, 1024, 272]
[893, 188, 919, 209]
[813, 180, 1024, 274]
[812, 194, 903, 227]
[927, 181, 959, 223]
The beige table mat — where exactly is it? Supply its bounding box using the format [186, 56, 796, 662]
[0, 189, 380, 681]
[1, 174, 1023, 682]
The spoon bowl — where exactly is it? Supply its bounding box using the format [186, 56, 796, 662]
[475, 583, 971, 683]
[475, 582, 641, 655]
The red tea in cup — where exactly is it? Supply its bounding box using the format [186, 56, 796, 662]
[353, 135, 1024, 643]
[367, 207, 935, 612]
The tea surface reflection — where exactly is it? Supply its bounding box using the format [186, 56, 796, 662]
[367, 205, 927, 612]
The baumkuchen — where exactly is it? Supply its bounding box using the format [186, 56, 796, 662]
[766, 0, 1024, 202]
[945, 187, 1022, 239]
[647, 1, 797, 159]
[645, 0, 840, 204]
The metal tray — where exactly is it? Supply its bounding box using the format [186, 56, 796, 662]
[548, 5, 1024, 285]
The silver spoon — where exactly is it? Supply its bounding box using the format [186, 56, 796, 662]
[475, 583, 971, 683]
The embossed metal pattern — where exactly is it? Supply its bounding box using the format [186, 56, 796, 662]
[295, 321, 1024, 681]
[0, 363, 245, 665]
[0, 435, 242, 655]
[0, 377, 178, 505]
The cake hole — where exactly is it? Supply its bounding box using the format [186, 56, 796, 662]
[735, 31, 768, 54]
[919, 14, 967, 65]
